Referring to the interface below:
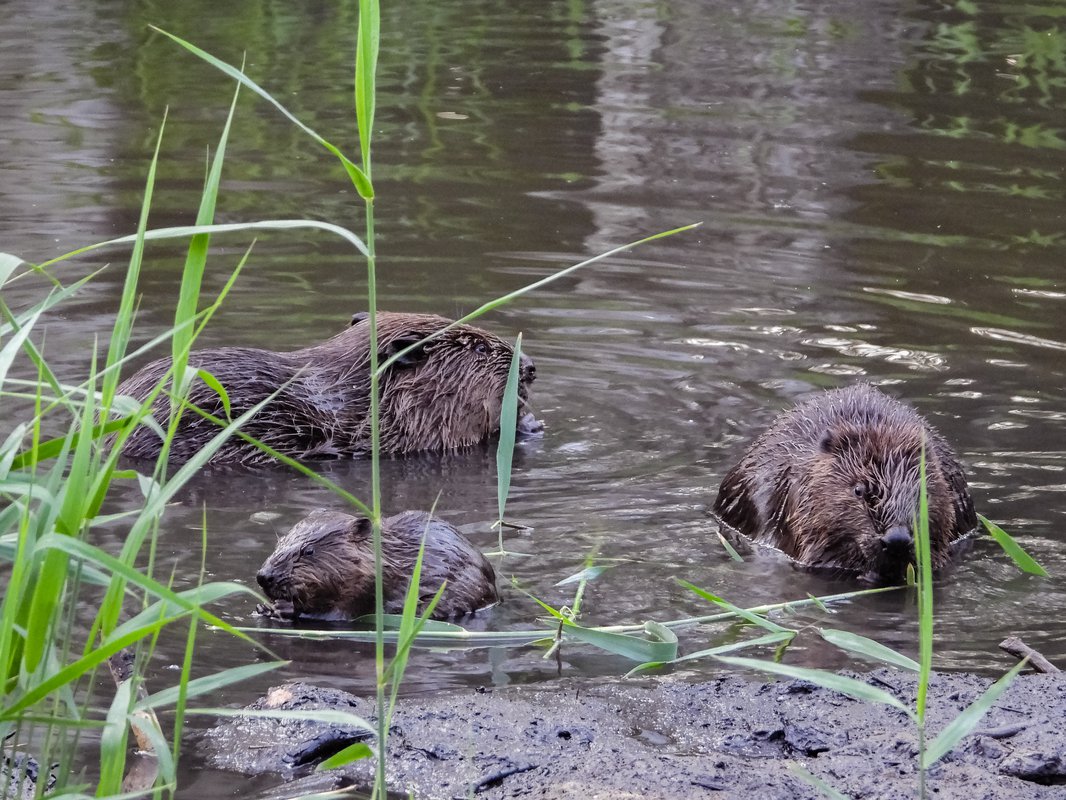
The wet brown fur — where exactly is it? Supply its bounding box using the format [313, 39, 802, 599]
[116, 312, 537, 466]
[256, 509, 500, 621]
[713, 385, 977, 582]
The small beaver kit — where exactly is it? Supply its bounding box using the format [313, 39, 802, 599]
[255, 509, 500, 621]
[713, 384, 977, 583]
[116, 311, 541, 466]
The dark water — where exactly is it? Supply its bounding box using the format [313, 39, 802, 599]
[4, 0, 1066, 791]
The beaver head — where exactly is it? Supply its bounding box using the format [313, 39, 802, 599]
[782, 418, 960, 582]
[256, 510, 376, 620]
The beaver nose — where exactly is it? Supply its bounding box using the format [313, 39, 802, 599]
[520, 353, 536, 383]
[256, 569, 277, 595]
[880, 526, 913, 552]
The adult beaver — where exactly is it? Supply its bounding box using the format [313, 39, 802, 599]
[116, 312, 540, 466]
[255, 509, 500, 621]
[713, 384, 977, 583]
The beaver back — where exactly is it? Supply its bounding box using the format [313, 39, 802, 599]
[116, 312, 537, 466]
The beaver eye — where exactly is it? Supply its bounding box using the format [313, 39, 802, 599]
[473, 341, 489, 356]
[852, 483, 867, 499]
[300, 545, 314, 558]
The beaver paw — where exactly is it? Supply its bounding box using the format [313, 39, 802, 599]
[517, 412, 545, 438]
[255, 600, 296, 620]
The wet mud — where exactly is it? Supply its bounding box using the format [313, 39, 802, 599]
[202, 669, 1066, 799]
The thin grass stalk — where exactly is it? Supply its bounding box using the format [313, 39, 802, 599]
[170, 510, 210, 785]
[915, 443, 933, 799]
[353, 0, 386, 794]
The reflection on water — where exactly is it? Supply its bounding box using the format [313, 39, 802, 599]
[3, 0, 1066, 790]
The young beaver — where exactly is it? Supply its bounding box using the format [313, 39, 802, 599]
[713, 385, 977, 583]
[255, 509, 500, 621]
[116, 312, 541, 466]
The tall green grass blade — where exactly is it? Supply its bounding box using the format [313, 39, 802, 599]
[136, 662, 287, 711]
[0, 309, 44, 393]
[172, 75, 241, 404]
[715, 656, 915, 719]
[383, 516, 443, 709]
[915, 444, 933, 723]
[788, 762, 852, 800]
[496, 333, 523, 524]
[921, 658, 1029, 767]
[149, 26, 373, 199]
[818, 629, 920, 672]
[98, 676, 133, 793]
[0, 253, 23, 282]
[34, 220, 367, 270]
[376, 225, 701, 377]
[979, 514, 1048, 577]
[22, 350, 100, 673]
[101, 110, 166, 409]
[679, 580, 793, 634]
[355, 0, 379, 177]
[627, 631, 794, 676]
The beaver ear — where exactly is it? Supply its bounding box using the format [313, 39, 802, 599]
[820, 426, 858, 455]
[350, 311, 370, 327]
[383, 335, 428, 368]
[349, 517, 373, 542]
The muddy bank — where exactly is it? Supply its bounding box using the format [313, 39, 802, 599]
[202, 668, 1066, 799]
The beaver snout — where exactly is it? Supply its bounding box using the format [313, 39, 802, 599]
[256, 567, 281, 595]
[520, 353, 536, 383]
[880, 526, 913, 552]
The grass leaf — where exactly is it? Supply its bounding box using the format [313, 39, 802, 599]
[715, 656, 915, 719]
[560, 620, 678, 663]
[149, 27, 373, 199]
[921, 658, 1030, 767]
[979, 514, 1048, 577]
[316, 741, 374, 771]
[628, 631, 794, 676]
[137, 662, 287, 711]
[716, 531, 744, 562]
[818, 629, 919, 672]
[496, 334, 522, 524]
[555, 566, 608, 587]
[196, 369, 232, 420]
[788, 762, 852, 800]
[678, 579, 793, 634]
